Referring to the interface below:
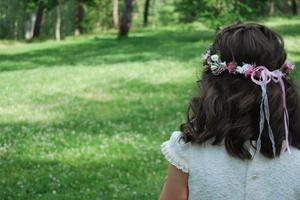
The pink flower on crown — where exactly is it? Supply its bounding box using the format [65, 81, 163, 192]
[244, 65, 254, 76]
[202, 53, 209, 60]
[254, 71, 261, 78]
[284, 61, 293, 68]
[282, 61, 295, 75]
[285, 67, 293, 74]
[217, 66, 227, 74]
[227, 62, 236, 73]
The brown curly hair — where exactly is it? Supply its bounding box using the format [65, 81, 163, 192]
[180, 22, 300, 160]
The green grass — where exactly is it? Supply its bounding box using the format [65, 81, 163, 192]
[0, 17, 300, 199]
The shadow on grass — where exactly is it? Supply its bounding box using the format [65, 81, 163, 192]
[0, 30, 214, 72]
[1, 154, 163, 199]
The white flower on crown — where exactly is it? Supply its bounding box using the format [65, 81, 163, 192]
[211, 64, 219, 70]
[236, 66, 243, 74]
[236, 63, 250, 74]
[211, 55, 219, 62]
[220, 61, 227, 67]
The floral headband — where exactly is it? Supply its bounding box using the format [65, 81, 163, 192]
[202, 50, 296, 155]
[202, 50, 295, 77]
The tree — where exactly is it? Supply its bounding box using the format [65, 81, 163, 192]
[284, 0, 288, 13]
[31, 0, 62, 38]
[152, 0, 157, 30]
[113, 0, 119, 29]
[269, 1, 274, 15]
[118, 0, 137, 37]
[56, 0, 61, 41]
[292, 0, 297, 15]
[74, 0, 99, 35]
[143, 0, 150, 26]
[75, 0, 84, 35]
[33, 1, 44, 38]
[24, 0, 32, 39]
[0, 0, 76, 40]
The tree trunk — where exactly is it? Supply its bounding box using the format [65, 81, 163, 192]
[292, 0, 297, 15]
[143, 0, 150, 26]
[152, 15, 156, 30]
[75, 1, 84, 36]
[113, 0, 119, 29]
[152, 0, 156, 30]
[284, 0, 288, 13]
[56, 0, 62, 41]
[269, 1, 274, 15]
[234, 0, 238, 15]
[24, 0, 31, 40]
[25, 12, 31, 39]
[33, 1, 44, 38]
[31, 10, 37, 38]
[118, 0, 137, 37]
[14, 21, 18, 40]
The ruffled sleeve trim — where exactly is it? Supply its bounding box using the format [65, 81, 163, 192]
[161, 132, 189, 173]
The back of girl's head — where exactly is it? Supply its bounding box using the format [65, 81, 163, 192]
[211, 23, 286, 70]
[180, 22, 300, 160]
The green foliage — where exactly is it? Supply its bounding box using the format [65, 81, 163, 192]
[173, 0, 294, 30]
[83, 0, 124, 31]
[199, 0, 245, 31]
[27, 0, 63, 11]
[174, 0, 206, 22]
[238, 0, 269, 17]
[174, 0, 246, 30]
[0, 0, 24, 39]
[0, 0, 74, 40]
[158, 5, 180, 25]
[39, 1, 75, 39]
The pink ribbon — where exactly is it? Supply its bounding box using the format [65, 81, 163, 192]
[251, 66, 291, 154]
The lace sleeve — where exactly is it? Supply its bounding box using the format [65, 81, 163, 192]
[161, 131, 190, 173]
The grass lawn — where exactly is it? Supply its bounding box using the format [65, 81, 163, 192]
[0, 16, 299, 199]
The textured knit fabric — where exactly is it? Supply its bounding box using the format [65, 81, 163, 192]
[161, 131, 300, 200]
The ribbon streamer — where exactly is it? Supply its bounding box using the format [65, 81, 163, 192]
[251, 66, 291, 155]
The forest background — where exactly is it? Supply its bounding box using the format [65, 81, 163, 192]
[0, 0, 299, 40]
[0, 0, 300, 200]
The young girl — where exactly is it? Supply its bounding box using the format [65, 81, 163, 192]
[159, 22, 300, 200]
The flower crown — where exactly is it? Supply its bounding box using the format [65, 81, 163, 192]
[202, 50, 295, 77]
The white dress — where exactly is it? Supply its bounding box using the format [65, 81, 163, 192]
[161, 131, 300, 200]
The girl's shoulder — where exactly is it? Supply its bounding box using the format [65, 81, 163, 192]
[161, 131, 221, 173]
[161, 131, 190, 173]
